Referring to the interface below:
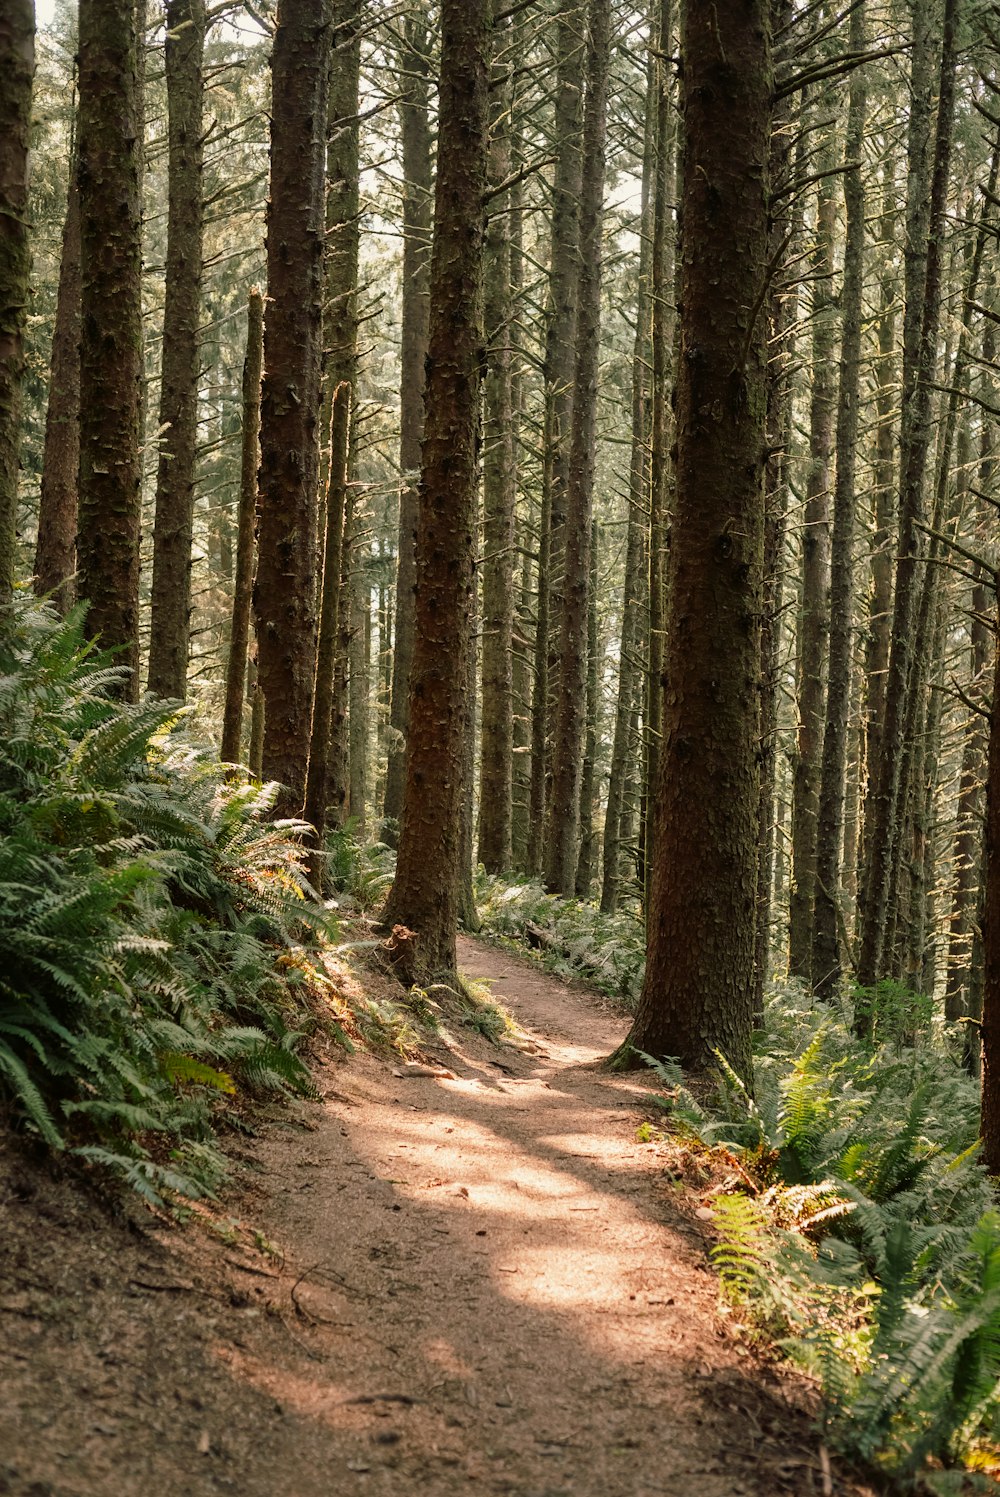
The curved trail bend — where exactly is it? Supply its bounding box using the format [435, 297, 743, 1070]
[1, 935, 872, 1496]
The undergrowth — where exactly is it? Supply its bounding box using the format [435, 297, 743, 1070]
[0, 599, 337, 1204]
[475, 873, 645, 1005]
[645, 985, 1000, 1489]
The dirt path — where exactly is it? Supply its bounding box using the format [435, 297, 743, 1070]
[1, 936, 872, 1497]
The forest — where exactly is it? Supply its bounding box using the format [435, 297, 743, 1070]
[7, 0, 1000, 1490]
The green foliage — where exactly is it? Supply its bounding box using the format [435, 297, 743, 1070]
[0, 600, 330, 1201]
[655, 980, 1000, 1484]
[475, 873, 646, 1005]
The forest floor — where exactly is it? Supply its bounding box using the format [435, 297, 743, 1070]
[0, 934, 878, 1497]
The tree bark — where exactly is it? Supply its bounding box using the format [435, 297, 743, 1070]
[35, 152, 81, 615]
[788, 119, 836, 980]
[601, 38, 656, 913]
[811, 4, 867, 1001]
[253, 0, 332, 815]
[543, 0, 611, 895]
[857, 0, 957, 998]
[304, 1, 360, 860]
[478, 38, 516, 874]
[615, 0, 770, 1082]
[147, 0, 206, 699]
[383, 18, 433, 844]
[381, 0, 492, 983]
[528, 2, 584, 873]
[0, 0, 33, 610]
[221, 287, 264, 766]
[76, 0, 144, 692]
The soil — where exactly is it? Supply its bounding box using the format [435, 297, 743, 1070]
[0, 934, 877, 1497]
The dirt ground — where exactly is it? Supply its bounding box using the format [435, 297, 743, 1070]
[0, 935, 877, 1497]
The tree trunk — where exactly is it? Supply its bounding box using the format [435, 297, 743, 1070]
[35, 153, 81, 615]
[253, 0, 331, 815]
[811, 5, 867, 1001]
[788, 120, 836, 980]
[857, 0, 957, 998]
[348, 540, 369, 829]
[979, 601, 1000, 1176]
[615, 0, 770, 1082]
[601, 38, 655, 914]
[860, 161, 898, 899]
[754, 0, 801, 1014]
[381, 0, 492, 983]
[478, 41, 516, 874]
[221, 286, 264, 765]
[76, 0, 144, 693]
[529, 2, 584, 873]
[575, 519, 600, 898]
[147, 0, 206, 699]
[303, 0, 360, 860]
[643, 0, 677, 911]
[383, 18, 433, 844]
[543, 0, 611, 896]
[0, 0, 33, 609]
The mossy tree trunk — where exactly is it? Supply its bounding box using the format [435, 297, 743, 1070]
[381, 0, 492, 982]
[147, 0, 206, 699]
[615, 0, 771, 1083]
[76, 0, 144, 692]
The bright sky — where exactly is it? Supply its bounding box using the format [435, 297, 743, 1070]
[37, 0, 57, 26]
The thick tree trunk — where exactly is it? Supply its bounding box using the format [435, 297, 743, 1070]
[383, 19, 433, 843]
[381, 0, 492, 983]
[544, 0, 611, 895]
[0, 0, 33, 609]
[147, 0, 206, 699]
[616, 0, 770, 1082]
[812, 7, 867, 1001]
[221, 287, 264, 766]
[253, 0, 331, 815]
[76, 0, 144, 692]
[35, 157, 81, 614]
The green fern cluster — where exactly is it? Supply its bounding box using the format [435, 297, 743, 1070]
[0, 599, 331, 1203]
[655, 982, 1000, 1484]
[475, 873, 646, 1005]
